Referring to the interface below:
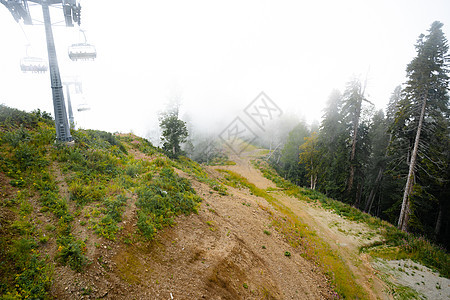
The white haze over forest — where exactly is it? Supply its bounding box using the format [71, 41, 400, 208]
[1, 0, 450, 142]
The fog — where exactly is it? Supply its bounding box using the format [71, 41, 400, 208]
[1, 0, 450, 143]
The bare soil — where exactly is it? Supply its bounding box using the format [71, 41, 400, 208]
[48, 146, 336, 299]
[20, 144, 445, 299]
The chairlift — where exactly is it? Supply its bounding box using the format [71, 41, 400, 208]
[77, 103, 91, 112]
[68, 30, 96, 61]
[20, 44, 48, 73]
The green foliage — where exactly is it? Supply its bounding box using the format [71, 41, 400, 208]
[0, 106, 170, 297]
[72, 130, 127, 154]
[174, 156, 228, 195]
[68, 179, 105, 205]
[299, 132, 320, 189]
[104, 194, 127, 222]
[0, 105, 52, 130]
[137, 139, 159, 156]
[56, 146, 121, 181]
[217, 169, 244, 189]
[56, 236, 88, 272]
[125, 162, 144, 177]
[136, 167, 201, 240]
[93, 215, 120, 240]
[91, 195, 128, 240]
[1, 238, 53, 299]
[159, 112, 189, 159]
[388, 21, 450, 236]
[254, 159, 450, 278]
[271, 122, 310, 186]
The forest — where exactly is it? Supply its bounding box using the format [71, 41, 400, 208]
[247, 21, 450, 249]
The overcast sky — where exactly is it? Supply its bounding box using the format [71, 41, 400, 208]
[1, 0, 449, 139]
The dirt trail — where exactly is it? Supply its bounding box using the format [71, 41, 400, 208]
[215, 151, 390, 300]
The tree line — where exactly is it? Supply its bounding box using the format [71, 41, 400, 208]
[270, 21, 449, 248]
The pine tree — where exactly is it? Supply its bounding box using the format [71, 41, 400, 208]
[396, 21, 449, 232]
[159, 111, 189, 159]
[364, 110, 389, 213]
[278, 122, 310, 186]
[364, 87, 402, 213]
[341, 78, 372, 194]
[316, 90, 349, 198]
[299, 132, 320, 189]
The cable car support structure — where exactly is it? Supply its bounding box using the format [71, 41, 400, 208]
[1, 0, 83, 142]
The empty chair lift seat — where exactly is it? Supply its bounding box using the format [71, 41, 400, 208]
[68, 43, 96, 61]
[20, 57, 48, 73]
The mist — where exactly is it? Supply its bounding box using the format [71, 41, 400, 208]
[1, 0, 450, 142]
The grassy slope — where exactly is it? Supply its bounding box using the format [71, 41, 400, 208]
[0, 106, 204, 298]
[2, 105, 447, 299]
[252, 159, 450, 279]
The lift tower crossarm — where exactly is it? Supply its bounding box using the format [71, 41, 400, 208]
[1, 0, 32, 24]
[1, 0, 80, 26]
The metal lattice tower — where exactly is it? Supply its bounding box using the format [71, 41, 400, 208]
[62, 77, 83, 129]
[42, 1, 72, 141]
[1, 0, 82, 142]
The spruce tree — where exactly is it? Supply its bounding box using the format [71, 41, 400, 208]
[159, 111, 189, 159]
[396, 21, 449, 232]
[316, 90, 349, 198]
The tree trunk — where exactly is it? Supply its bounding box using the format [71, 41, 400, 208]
[347, 100, 362, 193]
[376, 193, 381, 217]
[434, 201, 443, 236]
[353, 183, 363, 208]
[365, 167, 384, 213]
[398, 94, 427, 232]
[365, 134, 393, 213]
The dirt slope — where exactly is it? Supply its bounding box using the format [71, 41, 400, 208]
[219, 151, 390, 299]
[49, 147, 336, 299]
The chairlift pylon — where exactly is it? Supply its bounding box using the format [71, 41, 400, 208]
[68, 29, 96, 61]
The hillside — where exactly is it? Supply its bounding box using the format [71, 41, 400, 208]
[0, 105, 449, 299]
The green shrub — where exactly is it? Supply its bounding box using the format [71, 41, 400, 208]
[1, 126, 30, 147]
[136, 167, 201, 240]
[125, 162, 144, 177]
[1, 238, 53, 299]
[93, 215, 120, 240]
[104, 194, 127, 222]
[0, 105, 46, 129]
[69, 180, 105, 205]
[56, 236, 88, 272]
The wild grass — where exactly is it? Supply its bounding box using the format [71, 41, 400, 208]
[173, 156, 228, 195]
[253, 159, 450, 279]
[0, 106, 202, 297]
[0, 106, 87, 297]
[136, 167, 202, 240]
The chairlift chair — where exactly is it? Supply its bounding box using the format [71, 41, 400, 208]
[77, 103, 91, 112]
[68, 30, 96, 61]
[20, 44, 48, 73]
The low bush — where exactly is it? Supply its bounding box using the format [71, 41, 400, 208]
[56, 236, 88, 272]
[136, 167, 201, 240]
